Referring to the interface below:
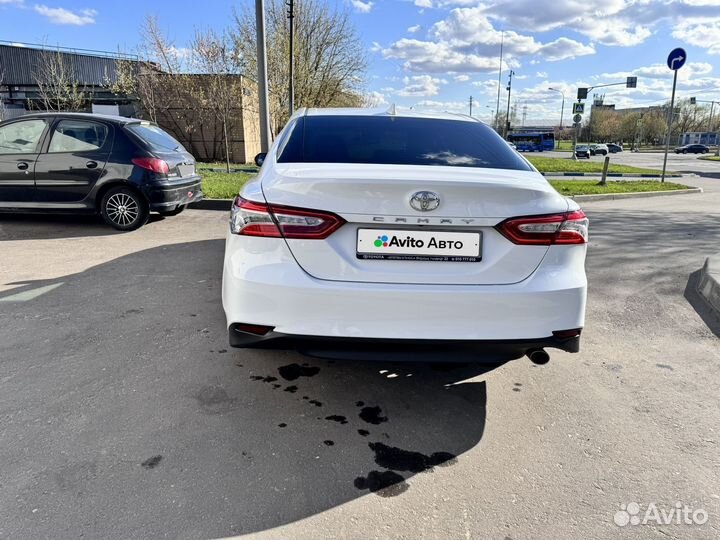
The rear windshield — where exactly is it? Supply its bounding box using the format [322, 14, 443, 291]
[276, 115, 533, 171]
[126, 123, 185, 152]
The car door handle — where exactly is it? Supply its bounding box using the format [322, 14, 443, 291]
[17, 161, 29, 170]
[86, 161, 98, 169]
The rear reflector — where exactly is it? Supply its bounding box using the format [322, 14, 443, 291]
[230, 196, 345, 239]
[132, 157, 170, 174]
[496, 210, 589, 245]
[234, 323, 274, 336]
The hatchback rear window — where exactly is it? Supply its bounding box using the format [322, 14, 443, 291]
[277, 115, 533, 171]
[126, 123, 185, 152]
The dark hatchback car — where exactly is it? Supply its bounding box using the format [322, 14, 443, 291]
[0, 112, 202, 230]
[675, 144, 710, 154]
[607, 143, 623, 153]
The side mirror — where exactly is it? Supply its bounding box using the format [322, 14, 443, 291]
[254, 152, 267, 167]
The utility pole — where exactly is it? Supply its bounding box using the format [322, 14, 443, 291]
[495, 30, 504, 132]
[548, 87, 565, 146]
[504, 70, 514, 139]
[287, 0, 294, 117]
[255, 0, 272, 152]
[468, 96, 473, 117]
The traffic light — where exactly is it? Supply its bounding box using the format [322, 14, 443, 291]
[690, 97, 696, 105]
[626, 77, 637, 88]
[577, 88, 588, 100]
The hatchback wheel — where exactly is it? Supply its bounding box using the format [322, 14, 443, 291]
[100, 187, 149, 231]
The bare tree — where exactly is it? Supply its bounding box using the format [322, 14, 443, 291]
[231, 0, 367, 133]
[33, 46, 87, 111]
[136, 16, 204, 155]
[191, 28, 242, 172]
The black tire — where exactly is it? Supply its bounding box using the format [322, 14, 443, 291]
[683, 150, 688, 154]
[158, 205, 186, 217]
[100, 187, 149, 231]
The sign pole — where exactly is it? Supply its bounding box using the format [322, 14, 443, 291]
[661, 68, 677, 183]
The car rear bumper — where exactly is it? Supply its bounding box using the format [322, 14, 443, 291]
[144, 175, 203, 210]
[228, 326, 580, 361]
[222, 235, 587, 356]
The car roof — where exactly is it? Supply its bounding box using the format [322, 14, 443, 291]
[301, 106, 477, 123]
[12, 112, 144, 125]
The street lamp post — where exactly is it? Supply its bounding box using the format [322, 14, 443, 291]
[548, 87, 565, 149]
[504, 70, 514, 139]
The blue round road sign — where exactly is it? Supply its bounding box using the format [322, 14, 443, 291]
[667, 48, 687, 71]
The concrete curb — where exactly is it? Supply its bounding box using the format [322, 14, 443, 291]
[542, 172, 682, 178]
[698, 254, 720, 317]
[570, 187, 702, 202]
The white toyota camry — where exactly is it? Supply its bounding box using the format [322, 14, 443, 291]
[222, 108, 588, 364]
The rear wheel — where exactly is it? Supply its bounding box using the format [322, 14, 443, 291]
[100, 187, 149, 231]
[158, 205, 186, 217]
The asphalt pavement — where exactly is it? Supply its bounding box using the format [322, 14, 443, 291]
[0, 166, 719, 539]
[545, 150, 720, 177]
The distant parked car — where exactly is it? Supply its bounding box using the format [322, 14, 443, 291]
[607, 143, 623, 153]
[590, 144, 608, 156]
[575, 145, 591, 159]
[675, 144, 709, 154]
[0, 112, 202, 230]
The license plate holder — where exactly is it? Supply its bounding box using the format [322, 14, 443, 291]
[356, 228, 482, 262]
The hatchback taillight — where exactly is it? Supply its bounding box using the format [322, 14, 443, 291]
[230, 196, 345, 239]
[132, 157, 170, 174]
[497, 210, 589, 245]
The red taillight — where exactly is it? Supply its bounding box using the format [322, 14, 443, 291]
[496, 210, 589, 245]
[230, 196, 345, 239]
[132, 157, 169, 174]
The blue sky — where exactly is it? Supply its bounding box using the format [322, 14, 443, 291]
[2, 0, 720, 124]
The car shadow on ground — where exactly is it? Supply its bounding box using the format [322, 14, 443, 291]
[0, 212, 166, 240]
[0, 239, 500, 539]
[684, 270, 720, 338]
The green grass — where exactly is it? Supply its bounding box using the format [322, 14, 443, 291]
[197, 162, 257, 199]
[699, 155, 720, 161]
[549, 180, 690, 196]
[526, 156, 664, 174]
[550, 140, 575, 151]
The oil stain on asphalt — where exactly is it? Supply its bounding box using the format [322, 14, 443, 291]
[141, 455, 162, 469]
[277, 363, 321, 381]
[359, 406, 388, 425]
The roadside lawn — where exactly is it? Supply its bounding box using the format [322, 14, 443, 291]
[549, 180, 690, 196]
[197, 162, 257, 199]
[526, 156, 665, 174]
[699, 155, 720, 161]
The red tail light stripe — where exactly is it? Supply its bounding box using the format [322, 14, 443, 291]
[497, 210, 589, 245]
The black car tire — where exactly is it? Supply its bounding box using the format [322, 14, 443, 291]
[158, 205, 187, 217]
[100, 187, 149, 231]
[683, 150, 688, 154]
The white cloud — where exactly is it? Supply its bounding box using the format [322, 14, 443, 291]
[414, 0, 433, 7]
[536, 71, 548, 78]
[34, 5, 96, 25]
[365, 90, 388, 106]
[454, 74, 470, 82]
[384, 7, 595, 73]
[397, 74, 446, 96]
[415, 99, 468, 113]
[407, 24, 421, 33]
[350, 0, 373, 13]
[673, 19, 720, 55]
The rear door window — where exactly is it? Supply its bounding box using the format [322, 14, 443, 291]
[277, 115, 533, 171]
[0, 119, 47, 154]
[126, 123, 185, 152]
[48, 120, 109, 153]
